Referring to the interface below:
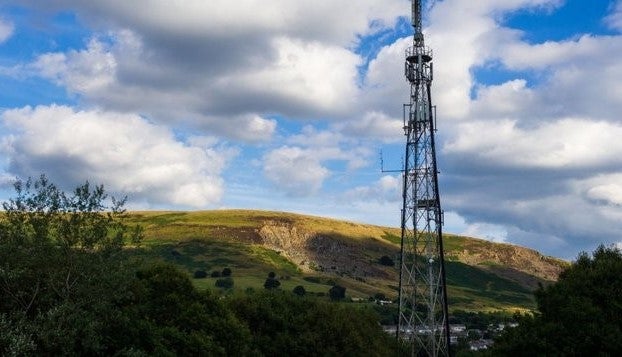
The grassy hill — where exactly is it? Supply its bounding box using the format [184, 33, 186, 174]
[126, 210, 568, 312]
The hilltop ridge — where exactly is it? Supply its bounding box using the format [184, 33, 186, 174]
[128, 209, 568, 311]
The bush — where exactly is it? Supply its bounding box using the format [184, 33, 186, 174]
[329, 285, 346, 301]
[193, 270, 207, 279]
[293, 285, 306, 296]
[221, 267, 232, 277]
[264, 278, 281, 290]
[210, 270, 221, 278]
[215, 277, 234, 289]
[378, 255, 395, 267]
[493, 245, 622, 355]
[227, 291, 400, 356]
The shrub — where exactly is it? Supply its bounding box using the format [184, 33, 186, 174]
[329, 285, 346, 301]
[221, 267, 232, 277]
[293, 285, 306, 296]
[193, 270, 207, 279]
[378, 255, 395, 267]
[264, 278, 281, 290]
[210, 271, 221, 278]
[215, 277, 234, 289]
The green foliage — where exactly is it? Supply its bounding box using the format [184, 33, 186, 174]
[228, 291, 399, 356]
[264, 272, 281, 289]
[193, 270, 207, 278]
[329, 285, 346, 301]
[211, 270, 221, 278]
[0, 175, 141, 252]
[221, 267, 232, 277]
[378, 255, 395, 267]
[0, 176, 401, 355]
[492, 245, 622, 355]
[293, 285, 306, 296]
[215, 277, 234, 289]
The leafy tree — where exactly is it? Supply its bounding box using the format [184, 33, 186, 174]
[378, 255, 395, 267]
[493, 245, 622, 355]
[329, 285, 346, 301]
[264, 277, 281, 290]
[0, 176, 256, 355]
[228, 291, 400, 356]
[264, 272, 281, 290]
[215, 277, 234, 289]
[293, 285, 306, 296]
[221, 267, 232, 277]
[211, 270, 221, 278]
[0, 175, 142, 316]
[193, 270, 207, 279]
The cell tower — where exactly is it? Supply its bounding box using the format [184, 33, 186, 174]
[397, 0, 450, 356]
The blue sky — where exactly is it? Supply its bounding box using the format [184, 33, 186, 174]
[1, 0, 622, 259]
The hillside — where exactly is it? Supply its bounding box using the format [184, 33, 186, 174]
[127, 210, 568, 312]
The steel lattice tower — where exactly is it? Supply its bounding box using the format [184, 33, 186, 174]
[397, 1, 450, 356]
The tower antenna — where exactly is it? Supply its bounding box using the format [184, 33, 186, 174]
[397, 0, 451, 355]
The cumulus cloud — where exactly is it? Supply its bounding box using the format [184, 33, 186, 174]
[1, 105, 231, 207]
[444, 118, 622, 170]
[343, 175, 400, 203]
[337, 111, 404, 143]
[33, 38, 116, 93]
[263, 146, 329, 196]
[16, 0, 408, 141]
[606, 0, 622, 31]
[262, 126, 374, 195]
[0, 18, 13, 43]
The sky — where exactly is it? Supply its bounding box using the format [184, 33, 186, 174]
[0, 0, 621, 260]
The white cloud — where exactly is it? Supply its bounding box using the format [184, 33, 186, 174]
[343, 175, 400, 203]
[0, 18, 13, 43]
[337, 111, 404, 143]
[263, 146, 329, 196]
[444, 118, 622, 169]
[22, 0, 406, 46]
[1, 105, 231, 207]
[33, 38, 116, 93]
[18, 0, 407, 134]
[576, 174, 622, 207]
[231, 37, 361, 115]
[606, 1, 622, 31]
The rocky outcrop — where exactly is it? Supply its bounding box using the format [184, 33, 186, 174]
[257, 220, 392, 278]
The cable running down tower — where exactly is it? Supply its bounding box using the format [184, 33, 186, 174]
[397, 0, 450, 355]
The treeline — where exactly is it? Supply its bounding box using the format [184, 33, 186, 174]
[0, 176, 399, 356]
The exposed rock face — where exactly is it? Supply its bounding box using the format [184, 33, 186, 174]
[446, 240, 567, 289]
[257, 219, 567, 290]
[258, 220, 311, 268]
[257, 220, 392, 278]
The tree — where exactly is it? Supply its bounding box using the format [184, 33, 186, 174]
[228, 291, 400, 356]
[264, 272, 281, 290]
[215, 277, 234, 289]
[293, 285, 306, 296]
[378, 255, 395, 267]
[193, 270, 207, 279]
[221, 267, 232, 277]
[0, 176, 255, 356]
[0, 175, 142, 316]
[493, 245, 622, 355]
[329, 285, 346, 301]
